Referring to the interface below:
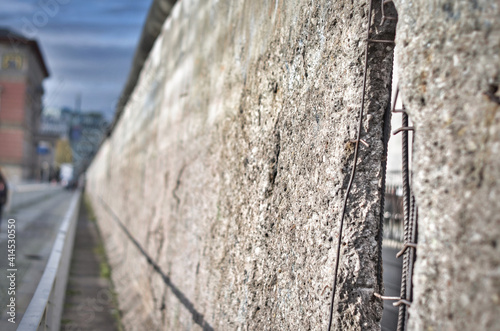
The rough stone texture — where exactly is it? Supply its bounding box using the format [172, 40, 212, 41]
[395, 0, 500, 329]
[86, 0, 395, 330]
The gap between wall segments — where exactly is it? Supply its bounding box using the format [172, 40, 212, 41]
[327, 0, 396, 329]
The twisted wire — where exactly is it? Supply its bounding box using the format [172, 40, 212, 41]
[397, 111, 411, 331]
[407, 194, 417, 303]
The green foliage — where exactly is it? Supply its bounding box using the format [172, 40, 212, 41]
[55, 138, 73, 165]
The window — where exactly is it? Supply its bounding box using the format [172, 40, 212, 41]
[2, 54, 23, 70]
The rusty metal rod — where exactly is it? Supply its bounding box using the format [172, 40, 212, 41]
[393, 126, 414, 135]
[367, 39, 396, 44]
[396, 242, 418, 258]
[374, 293, 401, 301]
[397, 110, 411, 331]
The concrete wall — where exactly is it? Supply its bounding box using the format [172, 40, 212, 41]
[395, 0, 500, 329]
[87, 0, 396, 329]
[87, 0, 500, 329]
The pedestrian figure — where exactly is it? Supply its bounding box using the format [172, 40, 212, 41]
[0, 168, 8, 231]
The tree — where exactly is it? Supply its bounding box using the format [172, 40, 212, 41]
[55, 138, 72, 165]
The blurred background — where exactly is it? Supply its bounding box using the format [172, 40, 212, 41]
[0, 0, 153, 184]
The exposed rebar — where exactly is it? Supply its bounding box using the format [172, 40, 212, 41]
[397, 111, 411, 331]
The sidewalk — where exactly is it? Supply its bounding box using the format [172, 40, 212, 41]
[0, 190, 73, 330]
[61, 199, 121, 331]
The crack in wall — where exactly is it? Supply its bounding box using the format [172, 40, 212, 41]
[172, 164, 186, 208]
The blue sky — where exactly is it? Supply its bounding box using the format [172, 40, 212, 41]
[0, 0, 154, 119]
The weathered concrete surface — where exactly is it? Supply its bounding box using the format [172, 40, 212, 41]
[395, 0, 500, 329]
[87, 0, 396, 330]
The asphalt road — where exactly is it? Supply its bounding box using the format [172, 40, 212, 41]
[0, 188, 75, 330]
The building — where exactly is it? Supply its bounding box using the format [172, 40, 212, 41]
[0, 28, 49, 182]
[37, 106, 108, 181]
[39, 106, 73, 138]
[36, 106, 72, 181]
[68, 111, 108, 176]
